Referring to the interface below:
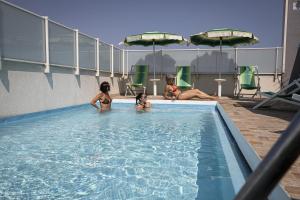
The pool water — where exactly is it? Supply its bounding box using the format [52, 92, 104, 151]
[0, 103, 250, 199]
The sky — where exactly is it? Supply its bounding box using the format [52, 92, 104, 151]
[6, 0, 284, 49]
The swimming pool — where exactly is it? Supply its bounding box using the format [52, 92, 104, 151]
[0, 100, 250, 199]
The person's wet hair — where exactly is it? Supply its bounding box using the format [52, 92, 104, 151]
[100, 81, 110, 93]
[136, 93, 146, 105]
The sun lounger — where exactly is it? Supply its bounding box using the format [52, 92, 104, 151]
[253, 78, 300, 109]
[125, 65, 148, 96]
[236, 66, 261, 98]
[176, 66, 193, 89]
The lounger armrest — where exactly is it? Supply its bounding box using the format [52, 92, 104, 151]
[292, 94, 300, 102]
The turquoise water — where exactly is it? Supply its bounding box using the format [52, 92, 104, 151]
[0, 103, 249, 199]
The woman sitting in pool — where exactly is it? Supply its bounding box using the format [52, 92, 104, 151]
[136, 93, 151, 111]
[163, 75, 216, 100]
[90, 81, 112, 112]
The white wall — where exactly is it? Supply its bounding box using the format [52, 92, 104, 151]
[0, 61, 121, 118]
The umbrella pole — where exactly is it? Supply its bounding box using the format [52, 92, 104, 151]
[151, 40, 159, 96]
[214, 37, 226, 97]
[153, 40, 156, 80]
[219, 38, 222, 79]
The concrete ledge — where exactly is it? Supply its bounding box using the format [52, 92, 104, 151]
[216, 103, 291, 200]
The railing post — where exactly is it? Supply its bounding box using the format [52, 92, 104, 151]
[43, 16, 50, 73]
[110, 44, 114, 77]
[234, 47, 239, 96]
[274, 47, 279, 81]
[126, 50, 129, 77]
[122, 49, 125, 78]
[74, 29, 80, 75]
[96, 38, 100, 77]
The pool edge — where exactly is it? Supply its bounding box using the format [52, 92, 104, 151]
[216, 103, 291, 200]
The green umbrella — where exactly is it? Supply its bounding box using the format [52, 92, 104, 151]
[190, 28, 259, 96]
[123, 32, 187, 80]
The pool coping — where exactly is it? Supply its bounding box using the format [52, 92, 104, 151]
[0, 99, 291, 200]
[216, 104, 291, 200]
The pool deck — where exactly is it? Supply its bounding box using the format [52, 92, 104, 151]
[113, 95, 300, 200]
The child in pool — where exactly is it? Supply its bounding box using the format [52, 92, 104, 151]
[136, 93, 151, 111]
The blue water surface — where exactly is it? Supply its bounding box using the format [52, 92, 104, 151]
[0, 103, 248, 199]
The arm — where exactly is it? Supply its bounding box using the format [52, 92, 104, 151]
[90, 93, 102, 109]
[163, 85, 174, 100]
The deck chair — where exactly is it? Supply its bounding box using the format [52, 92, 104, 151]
[236, 66, 261, 98]
[176, 66, 193, 90]
[125, 65, 148, 96]
[253, 78, 300, 109]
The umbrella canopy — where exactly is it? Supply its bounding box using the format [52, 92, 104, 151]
[190, 28, 259, 97]
[190, 28, 259, 47]
[123, 31, 187, 46]
[122, 32, 187, 93]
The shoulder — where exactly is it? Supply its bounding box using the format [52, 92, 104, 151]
[164, 84, 171, 90]
[96, 93, 104, 99]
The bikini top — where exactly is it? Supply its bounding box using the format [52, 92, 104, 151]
[101, 94, 111, 105]
[171, 85, 178, 92]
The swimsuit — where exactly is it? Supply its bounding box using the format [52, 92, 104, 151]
[172, 85, 178, 92]
[168, 85, 181, 99]
[101, 94, 111, 105]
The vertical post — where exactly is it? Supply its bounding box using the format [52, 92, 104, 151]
[43, 16, 50, 73]
[110, 44, 114, 77]
[126, 50, 129, 76]
[153, 40, 156, 80]
[282, 0, 289, 74]
[122, 49, 125, 78]
[74, 29, 80, 75]
[96, 38, 100, 77]
[234, 47, 239, 96]
[219, 38, 222, 80]
[235, 47, 238, 72]
[275, 47, 279, 81]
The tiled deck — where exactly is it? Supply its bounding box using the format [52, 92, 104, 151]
[113, 95, 300, 200]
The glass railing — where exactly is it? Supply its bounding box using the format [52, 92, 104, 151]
[0, 0, 283, 76]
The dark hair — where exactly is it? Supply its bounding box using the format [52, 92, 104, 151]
[100, 81, 110, 93]
[136, 93, 146, 105]
[166, 74, 175, 81]
[166, 74, 175, 79]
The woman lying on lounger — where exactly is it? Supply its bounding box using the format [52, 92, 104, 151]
[163, 75, 216, 100]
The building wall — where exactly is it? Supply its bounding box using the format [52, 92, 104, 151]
[0, 61, 121, 118]
[283, 0, 300, 84]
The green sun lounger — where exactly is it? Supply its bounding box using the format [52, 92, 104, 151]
[176, 66, 192, 89]
[236, 66, 261, 98]
[125, 65, 148, 96]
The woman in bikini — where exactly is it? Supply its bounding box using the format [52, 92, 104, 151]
[135, 93, 151, 111]
[163, 75, 216, 100]
[90, 81, 112, 112]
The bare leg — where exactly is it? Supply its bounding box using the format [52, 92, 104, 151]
[178, 89, 216, 100]
[193, 89, 216, 100]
